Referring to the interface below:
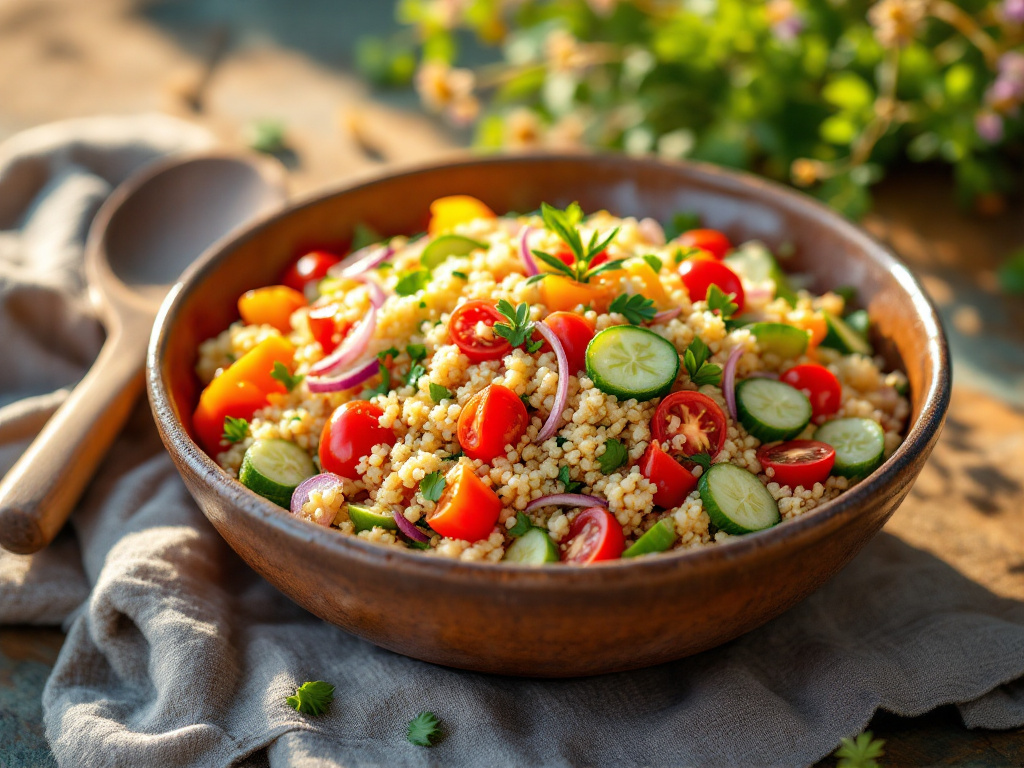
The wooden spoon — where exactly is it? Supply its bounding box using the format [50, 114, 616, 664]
[0, 153, 287, 554]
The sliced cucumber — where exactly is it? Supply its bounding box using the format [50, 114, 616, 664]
[844, 309, 870, 338]
[504, 527, 559, 564]
[699, 463, 780, 534]
[348, 503, 398, 532]
[747, 322, 809, 359]
[821, 311, 873, 356]
[736, 378, 812, 442]
[239, 439, 316, 508]
[585, 326, 680, 401]
[814, 417, 885, 478]
[724, 241, 797, 305]
[420, 234, 486, 269]
[622, 518, 677, 558]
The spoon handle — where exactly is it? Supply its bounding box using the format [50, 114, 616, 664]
[0, 329, 146, 554]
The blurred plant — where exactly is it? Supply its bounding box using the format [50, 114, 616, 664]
[245, 119, 288, 155]
[361, 0, 1024, 274]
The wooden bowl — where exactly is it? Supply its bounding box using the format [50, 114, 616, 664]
[147, 154, 951, 677]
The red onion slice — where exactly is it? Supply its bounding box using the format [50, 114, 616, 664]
[393, 509, 430, 543]
[290, 472, 344, 527]
[347, 274, 387, 308]
[532, 321, 569, 442]
[329, 243, 394, 277]
[722, 345, 744, 422]
[518, 225, 538, 276]
[306, 356, 379, 393]
[745, 284, 775, 303]
[651, 307, 682, 324]
[309, 305, 377, 376]
[525, 493, 607, 513]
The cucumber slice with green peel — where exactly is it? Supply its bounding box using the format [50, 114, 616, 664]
[699, 463, 780, 534]
[622, 518, 677, 558]
[747, 322, 809, 359]
[844, 309, 870, 338]
[814, 417, 885, 478]
[504, 527, 559, 564]
[585, 326, 680, 401]
[736, 378, 812, 442]
[724, 241, 797, 305]
[347, 503, 398, 532]
[419, 234, 487, 269]
[239, 439, 317, 508]
[821, 311, 873, 356]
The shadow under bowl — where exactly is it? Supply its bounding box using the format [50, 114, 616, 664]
[147, 154, 951, 677]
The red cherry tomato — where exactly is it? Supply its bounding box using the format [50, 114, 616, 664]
[307, 302, 351, 354]
[677, 229, 733, 260]
[652, 391, 727, 459]
[561, 507, 625, 564]
[457, 384, 529, 463]
[678, 259, 745, 314]
[639, 441, 698, 508]
[757, 440, 836, 488]
[428, 463, 502, 542]
[780, 364, 843, 420]
[537, 311, 595, 373]
[319, 401, 396, 480]
[448, 300, 513, 363]
[282, 250, 342, 293]
[555, 245, 608, 268]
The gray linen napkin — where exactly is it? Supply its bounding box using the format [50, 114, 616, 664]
[2, 116, 1024, 768]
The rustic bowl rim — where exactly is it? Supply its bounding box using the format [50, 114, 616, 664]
[147, 152, 952, 585]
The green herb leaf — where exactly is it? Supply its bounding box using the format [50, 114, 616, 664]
[375, 261, 393, 271]
[541, 202, 585, 264]
[429, 382, 454, 403]
[642, 254, 663, 273]
[673, 246, 702, 264]
[420, 471, 446, 502]
[688, 453, 713, 472]
[526, 337, 544, 353]
[555, 436, 568, 448]
[519, 393, 533, 410]
[524, 272, 550, 285]
[396, 269, 430, 296]
[222, 416, 249, 444]
[442, 448, 464, 461]
[683, 336, 722, 386]
[834, 730, 885, 768]
[271, 361, 304, 392]
[361, 361, 393, 398]
[598, 437, 628, 474]
[378, 346, 400, 361]
[351, 222, 383, 251]
[706, 284, 738, 319]
[609, 293, 657, 325]
[532, 250, 576, 278]
[452, 271, 469, 280]
[584, 258, 627, 279]
[493, 300, 538, 350]
[286, 681, 334, 716]
[246, 119, 286, 155]
[509, 512, 532, 537]
[558, 465, 583, 493]
[663, 211, 701, 241]
[407, 711, 442, 747]
[405, 364, 427, 387]
[406, 344, 427, 362]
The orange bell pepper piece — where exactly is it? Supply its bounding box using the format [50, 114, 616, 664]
[428, 195, 495, 236]
[540, 275, 611, 313]
[238, 285, 306, 333]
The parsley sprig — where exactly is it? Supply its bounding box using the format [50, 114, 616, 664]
[558, 465, 583, 493]
[683, 336, 722, 387]
[688, 453, 713, 472]
[286, 681, 334, 716]
[222, 416, 249, 444]
[509, 512, 532, 537]
[407, 711, 442, 747]
[526, 203, 624, 285]
[271, 361, 304, 392]
[834, 731, 885, 768]
[706, 284, 738, 319]
[609, 293, 657, 325]
[493, 300, 544, 353]
[404, 343, 428, 387]
[429, 382, 454, 403]
[598, 437, 628, 474]
[420, 471, 446, 502]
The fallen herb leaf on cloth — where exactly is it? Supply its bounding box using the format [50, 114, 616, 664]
[286, 681, 334, 716]
[407, 711, 442, 746]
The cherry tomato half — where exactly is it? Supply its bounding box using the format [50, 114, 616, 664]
[561, 507, 625, 564]
[448, 300, 513, 363]
[555, 245, 608, 268]
[457, 384, 529, 463]
[639, 441, 698, 508]
[307, 302, 350, 354]
[538, 311, 595, 373]
[428, 463, 501, 542]
[678, 259, 745, 315]
[757, 440, 835, 488]
[677, 229, 733, 260]
[781, 363, 842, 420]
[282, 250, 342, 294]
[652, 391, 728, 460]
[319, 401, 396, 480]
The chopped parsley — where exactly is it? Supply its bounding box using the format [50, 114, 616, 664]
[419, 471, 446, 502]
[642, 254, 663, 273]
[509, 512, 532, 537]
[221, 416, 249, 444]
[609, 293, 657, 325]
[429, 382, 454, 403]
[555, 436, 568, 448]
[706, 284, 738, 319]
[270, 361, 304, 392]
[688, 453, 713, 472]
[361, 361, 393, 398]
[683, 336, 722, 387]
[378, 346, 400, 361]
[452, 271, 468, 280]
[519, 393, 533, 410]
[834, 731, 885, 768]
[407, 711, 442, 747]
[673, 246, 702, 264]
[558, 465, 583, 493]
[598, 437, 628, 474]
[286, 681, 334, 716]
[442, 449, 464, 461]
[493, 300, 543, 352]
[663, 210, 701, 240]
[406, 344, 427, 362]
[351, 222, 383, 251]
[395, 269, 430, 296]
[405, 364, 427, 387]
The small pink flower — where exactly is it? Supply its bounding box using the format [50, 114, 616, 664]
[767, 0, 804, 42]
[1003, 0, 1024, 23]
[975, 111, 1004, 143]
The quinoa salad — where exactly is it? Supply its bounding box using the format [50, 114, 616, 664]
[192, 195, 909, 565]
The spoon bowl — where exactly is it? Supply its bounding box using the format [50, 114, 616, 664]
[0, 152, 287, 554]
